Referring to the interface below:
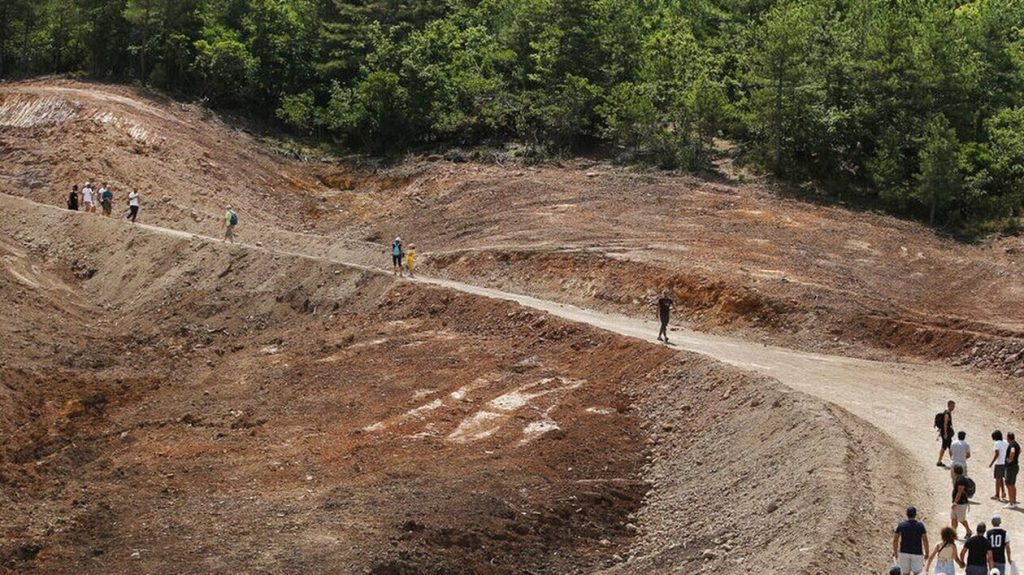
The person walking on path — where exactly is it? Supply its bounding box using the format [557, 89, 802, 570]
[82, 182, 96, 213]
[1005, 433, 1021, 509]
[952, 431, 972, 481]
[953, 464, 973, 538]
[960, 523, 993, 575]
[99, 183, 113, 216]
[926, 527, 965, 575]
[939, 401, 957, 467]
[67, 185, 79, 211]
[991, 431, 1009, 502]
[893, 505, 929, 574]
[406, 243, 417, 277]
[986, 515, 1011, 575]
[223, 206, 238, 243]
[126, 189, 140, 223]
[656, 289, 675, 344]
[391, 237, 403, 276]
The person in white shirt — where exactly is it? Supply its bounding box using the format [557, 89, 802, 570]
[82, 182, 96, 213]
[991, 430, 1010, 502]
[127, 189, 140, 223]
[950, 431, 971, 482]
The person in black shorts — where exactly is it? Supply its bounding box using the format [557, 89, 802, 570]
[656, 289, 675, 344]
[67, 184, 79, 211]
[1005, 433, 1020, 509]
[938, 400, 956, 467]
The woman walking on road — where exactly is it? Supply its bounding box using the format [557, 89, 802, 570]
[925, 527, 965, 575]
[391, 237, 403, 276]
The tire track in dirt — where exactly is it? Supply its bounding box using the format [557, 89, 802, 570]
[3, 192, 1020, 563]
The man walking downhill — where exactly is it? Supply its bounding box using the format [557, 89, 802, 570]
[656, 289, 675, 344]
[1005, 433, 1020, 509]
[987, 515, 1011, 575]
[953, 464, 973, 538]
[951, 431, 972, 482]
[991, 431, 1009, 502]
[939, 400, 956, 467]
[224, 206, 238, 243]
[960, 523, 993, 575]
[893, 505, 929, 574]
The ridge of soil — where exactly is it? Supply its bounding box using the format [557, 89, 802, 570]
[0, 205, 903, 573]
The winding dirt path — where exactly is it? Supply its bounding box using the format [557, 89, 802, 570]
[3, 193, 1020, 548]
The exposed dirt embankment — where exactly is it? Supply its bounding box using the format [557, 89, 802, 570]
[0, 202, 904, 573]
[428, 249, 1024, 377]
[607, 357, 914, 574]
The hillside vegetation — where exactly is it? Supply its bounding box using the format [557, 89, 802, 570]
[2, 0, 1024, 229]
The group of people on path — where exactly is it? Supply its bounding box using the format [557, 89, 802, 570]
[389, 237, 416, 277]
[67, 182, 139, 222]
[66, 183, 242, 242]
[892, 400, 1021, 574]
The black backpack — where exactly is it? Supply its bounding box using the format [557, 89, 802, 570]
[934, 411, 946, 430]
[964, 476, 976, 499]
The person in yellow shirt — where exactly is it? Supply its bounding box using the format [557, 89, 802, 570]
[405, 243, 416, 277]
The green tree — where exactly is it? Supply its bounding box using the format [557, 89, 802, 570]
[916, 114, 962, 225]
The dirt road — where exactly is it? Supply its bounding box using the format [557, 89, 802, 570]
[4, 193, 1018, 557]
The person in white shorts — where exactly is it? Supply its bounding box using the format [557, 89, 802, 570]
[893, 505, 929, 574]
[82, 182, 96, 213]
[953, 464, 973, 538]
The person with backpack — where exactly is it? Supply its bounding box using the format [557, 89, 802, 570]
[926, 526, 966, 575]
[224, 205, 238, 243]
[961, 523, 993, 575]
[937, 401, 957, 467]
[893, 505, 929, 574]
[987, 515, 1012, 575]
[1005, 433, 1020, 509]
[391, 237, 403, 275]
[67, 184, 79, 211]
[953, 464, 974, 538]
[991, 431, 1010, 502]
[126, 189, 140, 223]
[99, 183, 113, 216]
[952, 431, 972, 481]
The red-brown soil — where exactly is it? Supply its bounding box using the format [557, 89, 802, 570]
[0, 208, 908, 573]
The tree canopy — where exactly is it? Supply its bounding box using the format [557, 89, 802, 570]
[3, 0, 1023, 230]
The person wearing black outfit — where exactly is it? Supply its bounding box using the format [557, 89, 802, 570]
[67, 185, 79, 211]
[1006, 433, 1021, 509]
[656, 290, 675, 344]
[938, 400, 956, 467]
[953, 464, 972, 538]
[987, 515, 1011, 575]
[960, 523, 993, 575]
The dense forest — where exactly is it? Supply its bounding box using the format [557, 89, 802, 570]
[2, 0, 1023, 230]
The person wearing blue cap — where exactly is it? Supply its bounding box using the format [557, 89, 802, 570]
[893, 505, 929, 574]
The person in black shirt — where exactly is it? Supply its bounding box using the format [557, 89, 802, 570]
[67, 185, 79, 211]
[655, 290, 675, 344]
[960, 523, 993, 575]
[892, 505, 929, 574]
[938, 400, 956, 467]
[1006, 433, 1021, 509]
[952, 464, 972, 538]
[986, 515, 1011, 575]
